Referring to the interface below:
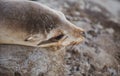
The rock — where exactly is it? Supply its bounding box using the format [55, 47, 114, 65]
[0, 45, 66, 76]
[105, 28, 114, 34]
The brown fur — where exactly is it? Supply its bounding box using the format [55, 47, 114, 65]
[0, 0, 84, 48]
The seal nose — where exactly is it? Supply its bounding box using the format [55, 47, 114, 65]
[81, 31, 86, 37]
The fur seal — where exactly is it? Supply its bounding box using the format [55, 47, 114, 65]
[0, 0, 84, 48]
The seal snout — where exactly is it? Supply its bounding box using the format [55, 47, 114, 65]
[80, 31, 86, 38]
[72, 27, 85, 38]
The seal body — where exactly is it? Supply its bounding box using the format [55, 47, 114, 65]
[0, 0, 84, 48]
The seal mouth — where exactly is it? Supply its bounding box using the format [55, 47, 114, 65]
[37, 34, 68, 47]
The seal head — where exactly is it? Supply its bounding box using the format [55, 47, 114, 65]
[0, 0, 84, 48]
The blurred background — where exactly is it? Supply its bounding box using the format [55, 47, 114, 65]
[33, 0, 120, 76]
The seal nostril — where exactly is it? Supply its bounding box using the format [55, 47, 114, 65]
[81, 31, 86, 37]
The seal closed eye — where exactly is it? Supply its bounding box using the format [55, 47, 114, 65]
[0, 0, 84, 48]
[37, 33, 67, 46]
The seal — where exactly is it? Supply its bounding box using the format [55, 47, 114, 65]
[0, 0, 84, 48]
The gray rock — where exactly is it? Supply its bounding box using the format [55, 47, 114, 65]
[0, 45, 65, 76]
